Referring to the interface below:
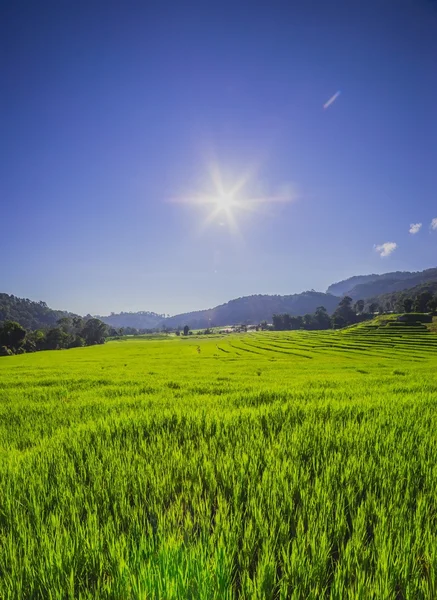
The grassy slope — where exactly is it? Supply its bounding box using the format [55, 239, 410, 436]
[0, 329, 437, 598]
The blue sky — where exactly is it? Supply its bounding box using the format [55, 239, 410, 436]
[1, 0, 437, 316]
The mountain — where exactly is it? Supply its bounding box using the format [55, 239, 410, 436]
[369, 280, 437, 310]
[0, 293, 77, 330]
[1, 291, 340, 332]
[3, 265, 437, 332]
[327, 268, 437, 299]
[327, 274, 395, 296]
[98, 311, 164, 330]
[162, 292, 340, 329]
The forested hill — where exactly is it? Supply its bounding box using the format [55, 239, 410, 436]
[97, 311, 164, 330]
[0, 293, 77, 330]
[327, 267, 437, 298]
[3, 264, 437, 331]
[163, 292, 340, 329]
[365, 280, 437, 311]
[0, 292, 340, 332]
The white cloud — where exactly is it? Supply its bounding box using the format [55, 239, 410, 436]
[374, 242, 397, 257]
[431, 218, 437, 231]
[409, 223, 422, 234]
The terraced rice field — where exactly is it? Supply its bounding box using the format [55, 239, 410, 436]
[0, 321, 437, 598]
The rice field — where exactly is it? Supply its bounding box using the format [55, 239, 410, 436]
[1, 321, 437, 599]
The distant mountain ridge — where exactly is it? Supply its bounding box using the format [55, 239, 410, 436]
[161, 292, 340, 330]
[103, 266, 437, 329]
[327, 268, 437, 298]
[2, 266, 436, 331]
[96, 311, 164, 330]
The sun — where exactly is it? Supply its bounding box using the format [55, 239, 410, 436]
[169, 163, 247, 233]
[201, 190, 240, 233]
[215, 193, 236, 212]
[170, 161, 297, 235]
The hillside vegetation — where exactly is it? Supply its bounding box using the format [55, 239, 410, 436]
[2, 265, 436, 331]
[1, 328, 437, 597]
[365, 280, 437, 311]
[326, 270, 417, 296]
[0, 293, 77, 330]
[162, 292, 340, 329]
[327, 267, 437, 298]
[97, 310, 164, 330]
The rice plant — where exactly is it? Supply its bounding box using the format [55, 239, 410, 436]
[0, 326, 436, 598]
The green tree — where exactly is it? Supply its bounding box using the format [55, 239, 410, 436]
[0, 321, 26, 351]
[331, 296, 356, 328]
[340, 296, 353, 309]
[72, 316, 85, 331]
[81, 319, 108, 345]
[331, 313, 345, 329]
[403, 298, 414, 313]
[413, 291, 433, 313]
[272, 314, 283, 331]
[57, 317, 73, 334]
[429, 295, 437, 314]
[45, 327, 70, 350]
[183, 325, 190, 336]
[302, 314, 314, 330]
[314, 306, 331, 329]
[290, 316, 303, 330]
[282, 314, 292, 330]
[68, 335, 85, 348]
[354, 299, 365, 314]
[23, 329, 47, 352]
[368, 302, 379, 314]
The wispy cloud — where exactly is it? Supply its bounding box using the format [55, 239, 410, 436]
[323, 91, 341, 109]
[409, 223, 422, 234]
[431, 218, 437, 231]
[374, 242, 397, 257]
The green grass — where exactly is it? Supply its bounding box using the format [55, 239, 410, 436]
[1, 326, 437, 598]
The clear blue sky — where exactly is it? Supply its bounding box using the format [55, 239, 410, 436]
[2, 0, 437, 316]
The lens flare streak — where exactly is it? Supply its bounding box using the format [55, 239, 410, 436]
[323, 91, 341, 109]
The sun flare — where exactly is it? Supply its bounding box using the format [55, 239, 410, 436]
[170, 162, 297, 235]
[215, 193, 237, 212]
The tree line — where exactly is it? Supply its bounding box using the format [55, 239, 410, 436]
[368, 288, 437, 315]
[272, 292, 437, 331]
[2, 290, 436, 354]
[0, 317, 110, 356]
[272, 298, 372, 331]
